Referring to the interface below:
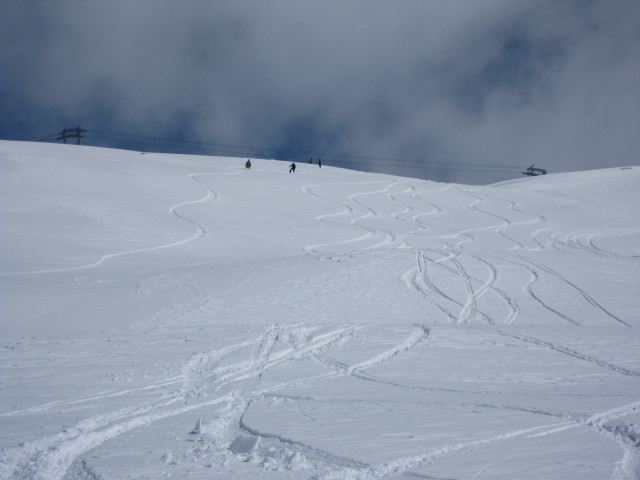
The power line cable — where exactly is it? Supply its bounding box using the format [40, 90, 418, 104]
[87, 130, 523, 175]
[94, 129, 520, 169]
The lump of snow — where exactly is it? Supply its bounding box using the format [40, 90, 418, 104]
[189, 419, 202, 434]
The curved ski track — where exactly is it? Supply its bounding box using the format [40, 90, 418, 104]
[0, 171, 235, 276]
[301, 178, 633, 330]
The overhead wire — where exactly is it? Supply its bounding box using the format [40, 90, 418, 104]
[90, 130, 521, 170]
[46, 129, 525, 177]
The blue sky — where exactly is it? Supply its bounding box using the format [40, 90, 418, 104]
[1, 0, 638, 184]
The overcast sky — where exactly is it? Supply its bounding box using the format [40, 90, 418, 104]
[1, 0, 638, 183]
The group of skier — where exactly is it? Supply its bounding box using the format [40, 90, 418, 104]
[291, 157, 321, 172]
[307, 157, 322, 167]
[244, 158, 322, 173]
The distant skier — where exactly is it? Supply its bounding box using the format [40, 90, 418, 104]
[309, 158, 313, 164]
[245, 159, 251, 169]
[318, 158, 322, 168]
[289, 162, 296, 173]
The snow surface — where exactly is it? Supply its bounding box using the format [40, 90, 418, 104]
[1, 141, 639, 480]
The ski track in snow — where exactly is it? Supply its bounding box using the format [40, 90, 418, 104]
[451, 254, 496, 325]
[483, 328, 640, 378]
[347, 324, 430, 375]
[403, 250, 520, 326]
[3, 324, 434, 479]
[462, 189, 525, 250]
[3, 156, 639, 479]
[357, 182, 634, 330]
[512, 254, 631, 327]
[302, 179, 533, 327]
[313, 400, 640, 480]
[0, 325, 340, 479]
[302, 180, 409, 253]
[0, 171, 237, 276]
[585, 401, 640, 480]
[491, 254, 584, 327]
[0, 323, 445, 479]
[558, 228, 640, 258]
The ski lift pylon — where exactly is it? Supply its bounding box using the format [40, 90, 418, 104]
[522, 165, 547, 176]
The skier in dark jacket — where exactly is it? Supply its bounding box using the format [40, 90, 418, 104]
[245, 159, 251, 169]
[318, 158, 322, 168]
[289, 162, 296, 173]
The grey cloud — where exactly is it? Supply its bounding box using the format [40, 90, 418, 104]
[1, 0, 638, 183]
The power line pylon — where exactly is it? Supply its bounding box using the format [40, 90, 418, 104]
[57, 126, 87, 144]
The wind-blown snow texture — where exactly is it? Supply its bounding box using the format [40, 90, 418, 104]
[1, 141, 639, 480]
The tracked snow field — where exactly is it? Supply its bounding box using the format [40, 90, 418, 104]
[1, 141, 639, 479]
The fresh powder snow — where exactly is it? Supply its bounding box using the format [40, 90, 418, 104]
[1, 140, 639, 479]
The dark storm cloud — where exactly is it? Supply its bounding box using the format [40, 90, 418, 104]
[1, 0, 638, 183]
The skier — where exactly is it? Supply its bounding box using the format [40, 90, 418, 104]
[289, 162, 296, 173]
[318, 158, 322, 168]
[245, 159, 251, 169]
[309, 158, 313, 164]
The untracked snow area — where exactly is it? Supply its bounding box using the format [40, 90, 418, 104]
[1, 141, 639, 479]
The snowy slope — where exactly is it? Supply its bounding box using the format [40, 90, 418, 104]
[1, 141, 639, 480]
